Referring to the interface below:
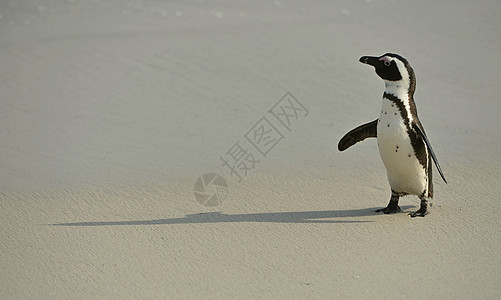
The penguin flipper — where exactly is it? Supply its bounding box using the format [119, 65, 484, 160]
[413, 123, 447, 184]
[338, 119, 378, 151]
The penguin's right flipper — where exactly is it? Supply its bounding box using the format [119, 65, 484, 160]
[338, 119, 378, 151]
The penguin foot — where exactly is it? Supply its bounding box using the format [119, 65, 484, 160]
[375, 206, 401, 214]
[409, 209, 427, 217]
[409, 198, 428, 217]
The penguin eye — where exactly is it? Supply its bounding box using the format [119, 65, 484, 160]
[379, 57, 391, 67]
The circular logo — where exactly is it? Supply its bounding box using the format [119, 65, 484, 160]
[193, 173, 228, 207]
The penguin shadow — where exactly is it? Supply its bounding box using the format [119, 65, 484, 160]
[50, 206, 415, 227]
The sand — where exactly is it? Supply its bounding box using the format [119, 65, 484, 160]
[1, 0, 501, 299]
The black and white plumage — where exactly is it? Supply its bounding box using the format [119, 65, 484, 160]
[338, 53, 446, 217]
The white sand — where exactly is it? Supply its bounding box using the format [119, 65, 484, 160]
[1, 0, 501, 298]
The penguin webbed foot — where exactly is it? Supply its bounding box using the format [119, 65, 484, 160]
[409, 208, 427, 217]
[409, 199, 428, 217]
[376, 193, 401, 214]
[375, 205, 401, 214]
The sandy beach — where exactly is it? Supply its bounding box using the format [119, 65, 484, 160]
[1, 0, 501, 298]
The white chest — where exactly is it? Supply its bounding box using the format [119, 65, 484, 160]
[377, 97, 427, 195]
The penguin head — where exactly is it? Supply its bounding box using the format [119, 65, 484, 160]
[359, 53, 414, 83]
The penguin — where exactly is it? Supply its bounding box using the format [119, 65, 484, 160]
[338, 53, 447, 217]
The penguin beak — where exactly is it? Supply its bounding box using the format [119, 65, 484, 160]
[359, 56, 379, 66]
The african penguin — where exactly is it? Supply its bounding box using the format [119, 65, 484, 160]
[338, 53, 447, 217]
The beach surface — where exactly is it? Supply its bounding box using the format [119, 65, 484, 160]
[1, 0, 501, 298]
